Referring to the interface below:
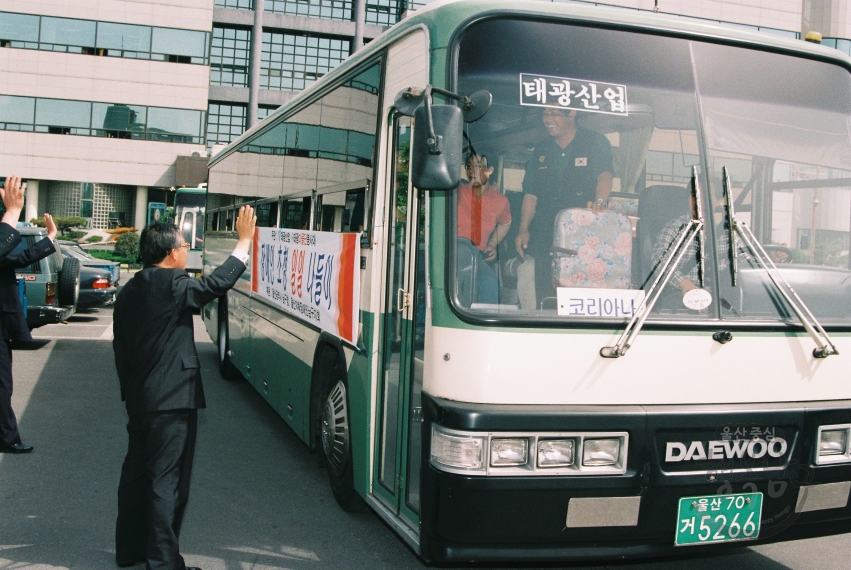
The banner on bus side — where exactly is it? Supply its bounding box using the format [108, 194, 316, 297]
[252, 228, 361, 345]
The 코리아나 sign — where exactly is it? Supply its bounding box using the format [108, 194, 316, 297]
[252, 228, 361, 345]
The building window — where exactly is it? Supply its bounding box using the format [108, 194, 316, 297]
[0, 11, 210, 65]
[211, 26, 251, 87]
[207, 103, 247, 149]
[80, 183, 94, 219]
[0, 95, 204, 144]
[215, 0, 254, 8]
[261, 32, 350, 92]
[265, 0, 353, 21]
[257, 105, 279, 121]
[365, 0, 433, 26]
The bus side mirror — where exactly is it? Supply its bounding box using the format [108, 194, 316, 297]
[411, 104, 463, 191]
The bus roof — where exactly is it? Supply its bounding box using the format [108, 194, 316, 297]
[210, 0, 851, 169]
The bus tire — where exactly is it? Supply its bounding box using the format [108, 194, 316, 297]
[321, 369, 365, 512]
[217, 303, 238, 380]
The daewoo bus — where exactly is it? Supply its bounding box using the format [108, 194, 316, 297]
[201, 0, 851, 561]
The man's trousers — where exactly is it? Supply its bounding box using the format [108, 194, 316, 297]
[116, 408, 197, 570]
[0, 339, 22, 448]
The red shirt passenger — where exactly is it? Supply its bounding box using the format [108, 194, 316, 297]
[456, 153, 511, 262]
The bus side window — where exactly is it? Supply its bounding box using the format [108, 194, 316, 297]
[280, 198, 311, 229]
[256, 201, 279, 227]
[316, 189, 365, 233]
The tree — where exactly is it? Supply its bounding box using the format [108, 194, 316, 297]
[30, 216, 89, 235]
[114, 231, 140, 261]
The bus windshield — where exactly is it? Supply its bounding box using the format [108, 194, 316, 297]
[454, 18, 851, 326]
[174, 191, 206, 250]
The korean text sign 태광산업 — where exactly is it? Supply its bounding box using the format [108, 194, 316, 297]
[520, 73, 628, 116]
[251, 228, 361, 345]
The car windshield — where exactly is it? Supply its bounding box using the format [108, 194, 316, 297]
[453, 18, 851, 326]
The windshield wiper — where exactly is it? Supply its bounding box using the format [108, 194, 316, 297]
[721, 166, 838, 358]
[601, 167, 706, 358]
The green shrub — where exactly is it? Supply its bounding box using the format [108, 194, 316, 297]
[87, 249, 136, 264]
[29, 216, 88, 234]
[64, 231, 86, 241]
[114, 231, 140, 261]
[85, 235, 103, 243]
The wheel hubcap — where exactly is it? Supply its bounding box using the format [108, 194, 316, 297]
[322, 380, 349, 476]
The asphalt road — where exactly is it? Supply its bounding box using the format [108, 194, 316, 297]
[0, 302, 848, 569]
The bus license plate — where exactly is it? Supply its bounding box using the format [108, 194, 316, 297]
[675, 492, 762, 546]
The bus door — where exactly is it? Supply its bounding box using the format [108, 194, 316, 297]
[374, 115, 426, 527]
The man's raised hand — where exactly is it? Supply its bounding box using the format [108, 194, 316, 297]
[235, 205, 257, 242]
[1, 176, 26, 227]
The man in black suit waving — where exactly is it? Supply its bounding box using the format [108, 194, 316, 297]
[0, 175, 59, 454]
[113, 205, 256, 570]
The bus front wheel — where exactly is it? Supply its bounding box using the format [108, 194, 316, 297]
[217, 305, 238, 380]
[322, 377, 364, 512]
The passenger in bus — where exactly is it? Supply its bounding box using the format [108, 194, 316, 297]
[515, 107, 614, 304]
[113, 206, 256, 570]
[651, 183, 749, 304]
[457, 150, 511, 304]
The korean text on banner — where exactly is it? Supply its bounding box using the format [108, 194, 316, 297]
[252, 228, 361, 345]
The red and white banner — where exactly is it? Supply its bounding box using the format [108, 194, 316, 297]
[252, 228, 360, 345]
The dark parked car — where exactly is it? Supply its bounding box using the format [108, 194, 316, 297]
[58, 241, 121, 285]
[17, 227, 79, 328]
[60, 249, 117, 309]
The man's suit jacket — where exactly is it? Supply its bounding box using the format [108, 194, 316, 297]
[113, 256, 246, 417]
[0, 235, 56, 342]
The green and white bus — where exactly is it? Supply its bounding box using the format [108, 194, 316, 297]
[202, 0, 851, 562]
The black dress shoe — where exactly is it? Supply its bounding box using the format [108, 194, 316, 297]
[0, 443, 33, 453]
[186, 567, 202, 570]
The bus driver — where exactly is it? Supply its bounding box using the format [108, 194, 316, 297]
[515, 107, 614, 305]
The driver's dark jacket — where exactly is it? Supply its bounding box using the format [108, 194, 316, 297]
[0, 235, 56, 342]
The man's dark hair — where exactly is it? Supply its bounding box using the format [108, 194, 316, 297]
[140, 223, 181, 265]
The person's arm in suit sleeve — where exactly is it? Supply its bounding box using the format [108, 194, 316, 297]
[0, 224, 21, 260]
[173, 205, 256, 311]
[0, 238, 55, 269]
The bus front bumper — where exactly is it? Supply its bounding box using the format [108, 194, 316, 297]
[419, 395, 851, 563]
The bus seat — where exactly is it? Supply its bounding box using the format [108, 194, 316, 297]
[635, 185, 691, 285]
[456, 238, 479, 308]
[552, 208, 633, 289]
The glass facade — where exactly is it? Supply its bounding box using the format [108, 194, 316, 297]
[261, 32, 349, 91]
[365, 0, 433, 25]
[207, 102, 247, 148]
[211, 26, 251, 87]
[215, 0, 254, 8]
[0, 11, 210, 64]
[0, 95, 205, 143]
[265, 0, 353, 21]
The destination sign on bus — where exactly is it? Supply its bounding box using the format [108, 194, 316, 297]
[520, 73, 628, 115]
[252, 228, 360, 345]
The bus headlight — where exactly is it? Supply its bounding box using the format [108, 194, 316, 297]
[431, 427, 485, 470]
[816, 424, 851, 465]
[491, 438, 528, 466]
[537, 439, 575, 467]
[583, 438, 620, 466]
